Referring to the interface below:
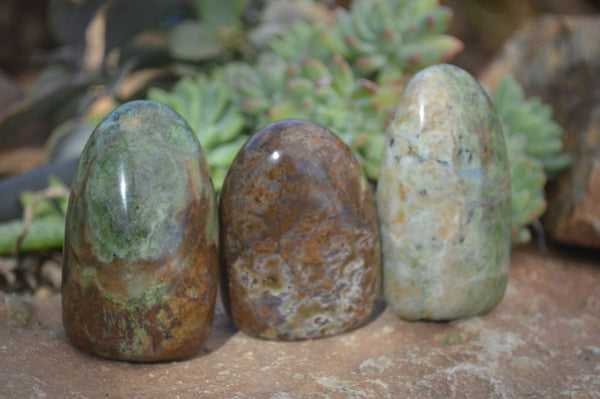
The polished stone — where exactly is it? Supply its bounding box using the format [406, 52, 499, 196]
[62, 100, 219, 361]
[377, 64, 511, 321]
[219, 119, 381, 340]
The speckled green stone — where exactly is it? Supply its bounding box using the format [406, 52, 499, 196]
[376, 64, 511, 321]
[62, 100, 218, 361]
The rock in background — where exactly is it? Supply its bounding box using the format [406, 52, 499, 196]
[480, 14, 600, 249]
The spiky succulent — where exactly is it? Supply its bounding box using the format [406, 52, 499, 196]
[149, 3, 568, 246]
[327, 0, 462, 77]
[490, 74, 570, 244]
[268, 0, 463, 78]
[220, 0, 462, 179]
[493, 75, 570, 176]
[222, 53, 398, 179]
[147, 76, 247, 191]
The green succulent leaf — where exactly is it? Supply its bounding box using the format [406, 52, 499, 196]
[493, 74, 570, 176]
[0, 176, 69, 255]
[203, 0, 463, 182]
[0, 215, 67, 255]
[222, 52, 398, 180]
[268, 21, 328, 61]
[221, 53, 290, 128]
[490, 74, 570, 244]
[265, 0, 463, 80]
[326, 0, 462, 77]
[147, 75, 247, 191]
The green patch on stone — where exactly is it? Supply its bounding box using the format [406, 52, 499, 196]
[85, 143, 187, 262]
[78, 266, 98, 291]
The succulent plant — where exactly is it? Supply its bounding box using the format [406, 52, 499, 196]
[147, 76, 247, 191]
[223, 0, 461, 179]
[3, 1, 569, 255]
[150, 0, 464, 184]
[268, 0, 463, 78]
[0, 177, 69, 255]
[504, 139, 547, 244]
[490, 74, 570, 244]
[492, 74, 570, 176]
[220, 53, 289, 129]
[267, 20, 329, 63]
[220, 0, 464, 180]
[221, 52, 397, 180]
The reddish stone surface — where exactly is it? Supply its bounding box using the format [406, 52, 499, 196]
[219, 120, 381, 341]
[2, 244, 599, 397]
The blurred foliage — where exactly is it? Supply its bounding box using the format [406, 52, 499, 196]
[490, 75, 570, 244]
[147, 76, 247, 191]
[0, 177, 68, 255]
[0, 0, 572, 255]
[196, 0, 463, 182]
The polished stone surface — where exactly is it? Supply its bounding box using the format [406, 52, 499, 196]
[62, 100, 219, 361]
[377, 64, 511, 321]
[219, 119, 381, 340]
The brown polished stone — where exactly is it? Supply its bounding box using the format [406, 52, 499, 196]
[219, 119, 381, 340]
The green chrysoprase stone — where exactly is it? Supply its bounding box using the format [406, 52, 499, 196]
[220, 120, 381, 340]
[62, 100, 218, 361]
[376, 64, 511, 321]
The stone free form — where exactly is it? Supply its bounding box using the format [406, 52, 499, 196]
[377, 64, 511, 321]
[220, 119, 381, 340]
[62, 100, 219, 361]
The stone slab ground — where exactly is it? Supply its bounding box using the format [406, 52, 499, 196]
[1, 244, 599, 398]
